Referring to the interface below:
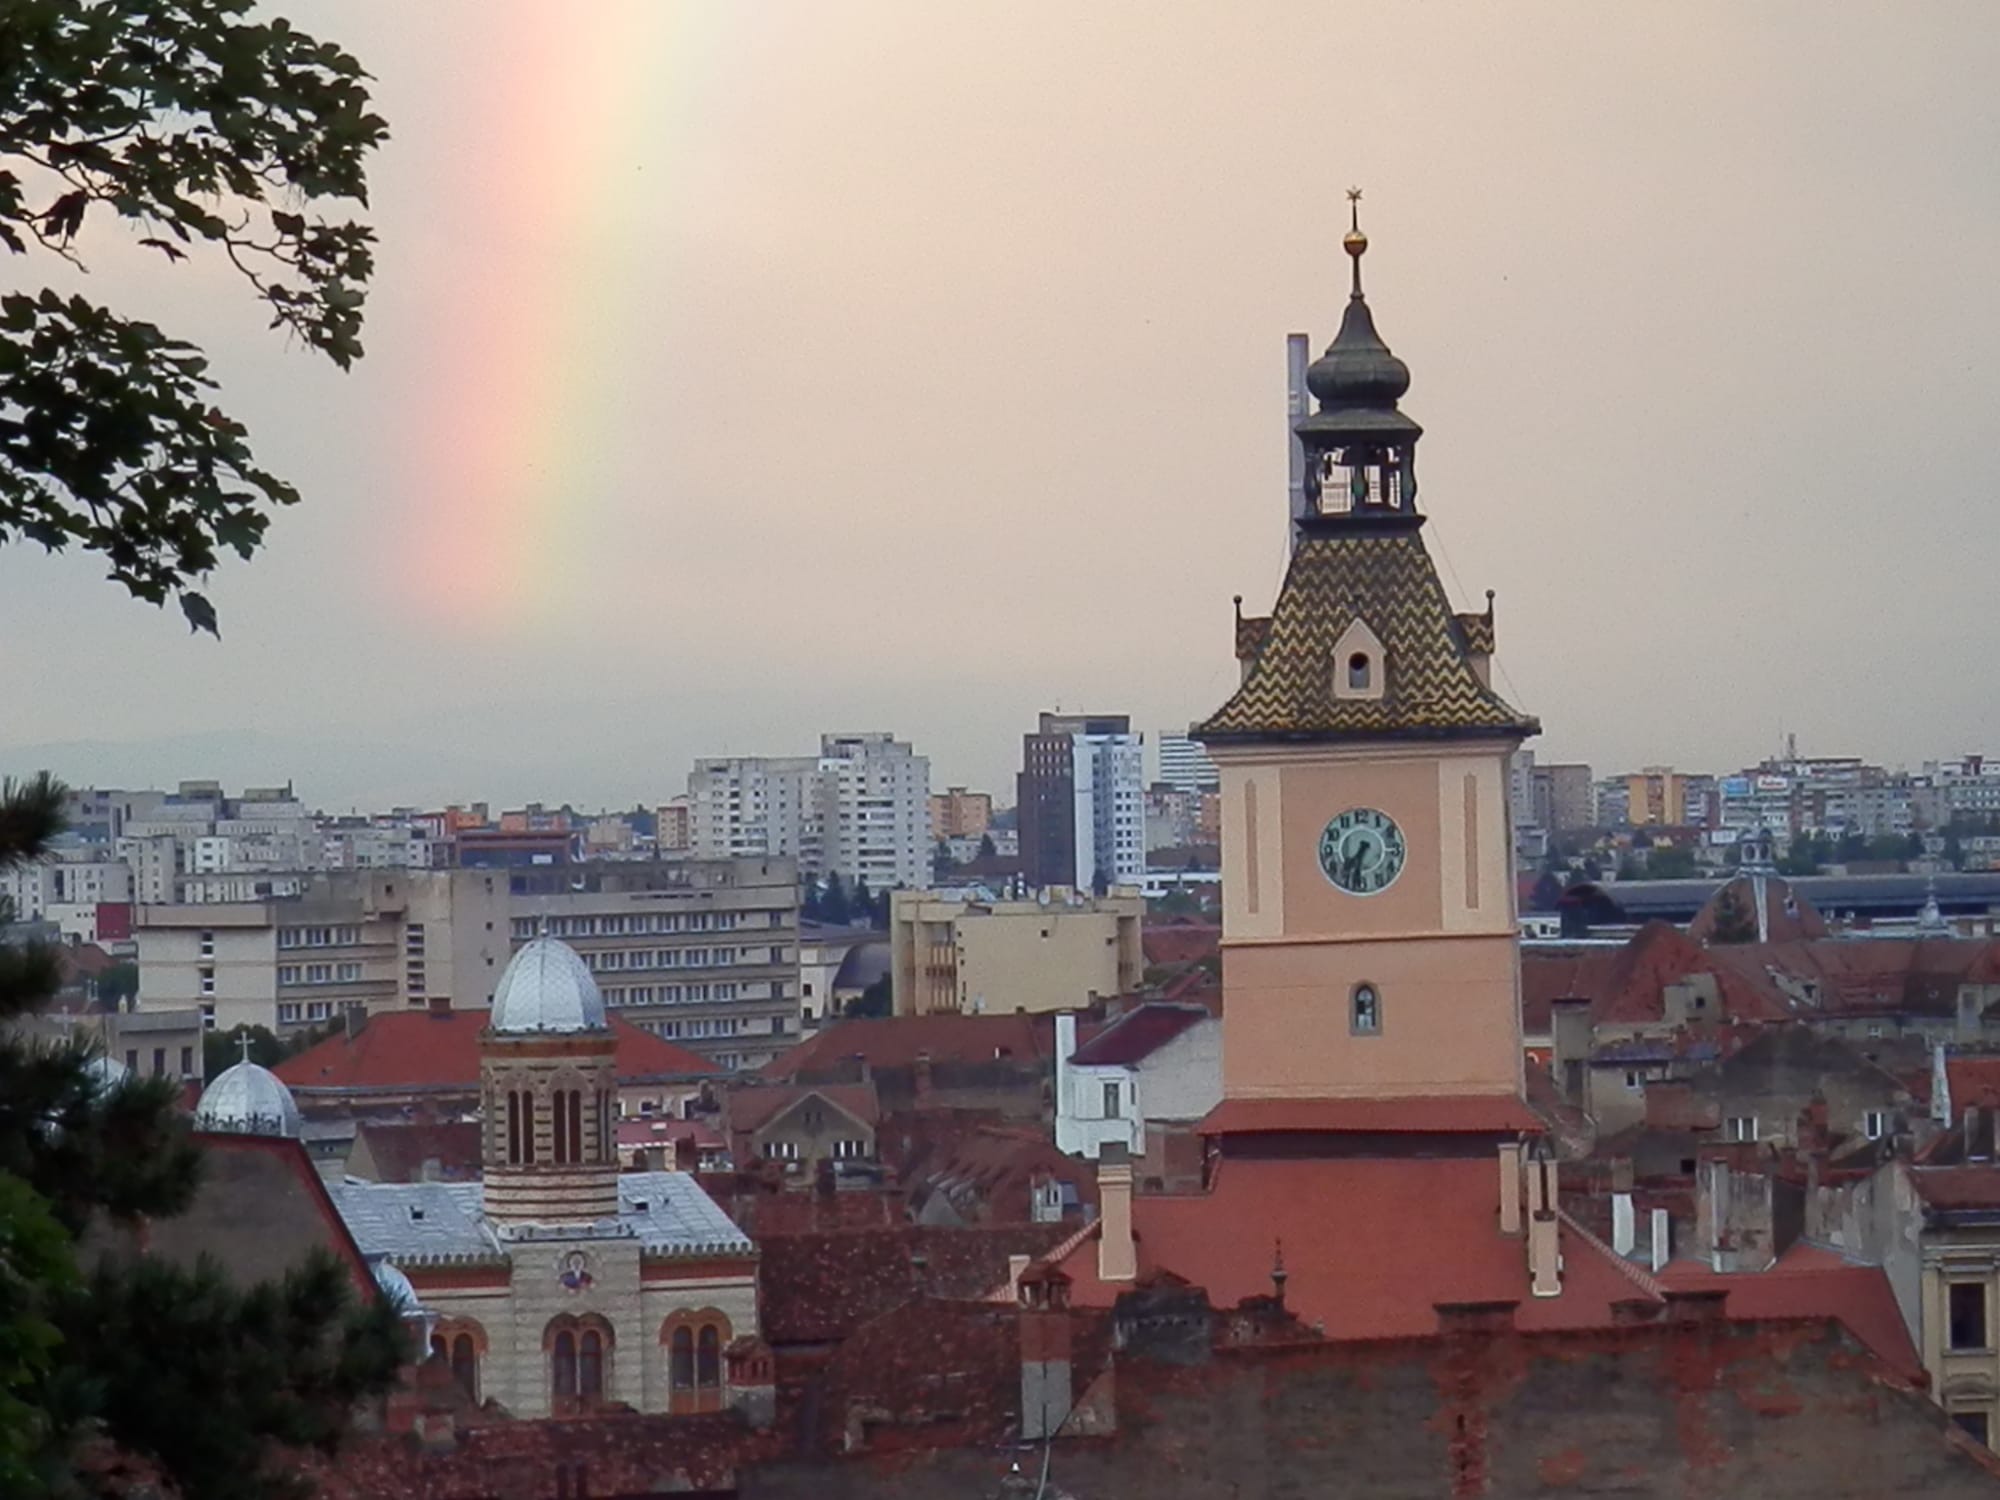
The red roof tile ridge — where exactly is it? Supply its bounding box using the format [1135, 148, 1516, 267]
[1034, 1218, 1101, 1281]
[1556, 1206, 1665, 1300]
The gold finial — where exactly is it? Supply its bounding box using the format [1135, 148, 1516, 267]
[1343, 187, 1368, 295]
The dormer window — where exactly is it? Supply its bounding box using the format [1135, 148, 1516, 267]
[1331, 618, 1387, 703]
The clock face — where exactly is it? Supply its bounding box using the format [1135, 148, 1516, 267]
[1318, 807, 1407, 895]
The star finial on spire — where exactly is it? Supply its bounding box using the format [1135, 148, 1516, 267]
[1343, 187, 1369, 296]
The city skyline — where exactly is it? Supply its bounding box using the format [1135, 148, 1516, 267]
[6, 3, 2000, 807]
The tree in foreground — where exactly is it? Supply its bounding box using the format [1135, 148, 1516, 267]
[1, 773, 404, 1498]
[0, 0, 386, 630]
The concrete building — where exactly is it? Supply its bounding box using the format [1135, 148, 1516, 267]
[655, 798, 693, 852]
[135, 860, 800, 1065]
[888, 888, 1143, 1017]
[814, 732, 930, 891]
[1052, 1004, 1222, 1168]
[1017, 713, 1145, 891]
[1535, 762, 1595, 833]
[506, 858, 802, 1071]
[1155, 733, 1220, 796]
[928, 787, 993, 842]
[688, 733, 930, 891]
[1627, 766, 1692, 827]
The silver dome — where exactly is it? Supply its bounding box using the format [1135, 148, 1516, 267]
[83, 1052, 130, 1095]
[371, 1258, 422, 1313]
[194, 1058, 303, 1138]
[490, 936, 607, 1034]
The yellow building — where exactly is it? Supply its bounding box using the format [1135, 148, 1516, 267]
[928, 787, 994, 842]
[888, 889, 1144, 1016]
[1625, 766, 1689, 827]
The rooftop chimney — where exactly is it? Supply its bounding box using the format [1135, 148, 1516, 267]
[1525, 1145, 1561, 1299]
[1498, 1141, 1523, 1236]
[1611, 1192, 1636, 1258]
[1096, 1142, 1136, 1283]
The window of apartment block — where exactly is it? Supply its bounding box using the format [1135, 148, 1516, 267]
[151, 1047, 165, 1077]
[200, 1004, 215, 1030]
[306, 1002, 330, 1022]
[278, 1004, 301, 1023]
[199, 968, 215, 996]
[1952, 1282, 1989, 1350]
[337, 963, 361, 982]
[179, 1046, 193, 1076]
[1725, 1116, 1758, 1143]
[198, 930, 215, 958]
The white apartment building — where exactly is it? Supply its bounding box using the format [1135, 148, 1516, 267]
[1155, 733, 1220, 796]
[0, 856, 132, 920]
[1076, 729, 1145, 889]
[815, 732, 930, 891]
[687, 733, 930, 891]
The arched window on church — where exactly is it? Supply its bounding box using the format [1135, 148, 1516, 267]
[552, 1088, 570, 1163]
[506, 1090, 522, 1165]
[1351, 982, 1382, 1036]
[670, 1327, 694, 1391]
[696, 1325, 721, 1390]
[552, 1330, 577, 1399]
[579, 1329, 604, 1399]
[451, 1334, 478, 1402]
[569, 1090, 584, 1165]
[1348, 652, 1371, 691]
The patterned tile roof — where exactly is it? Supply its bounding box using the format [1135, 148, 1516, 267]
[1198, 527, 1537, 742]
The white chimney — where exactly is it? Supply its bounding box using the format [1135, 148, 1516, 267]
[1649, 1207, 1671, 1273]
[1498, 1141, 1523, 1236]
[1611, 1192, 1636, 1258]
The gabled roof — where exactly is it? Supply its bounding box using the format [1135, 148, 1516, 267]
[1197, 530, 1537, 743]
[760, 1012, 1051, 1080]
[1656, 1245, 1921, 1383]
[726, 1082, 879, 1138]
[350, 1120, 483, 1183]
[1689, 873, 1830, 945]
[275, 1009, 718, 1093]
[1068, 1003, 1210, 1068]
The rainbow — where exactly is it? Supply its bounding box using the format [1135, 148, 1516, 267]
[399, 5, 740, 629]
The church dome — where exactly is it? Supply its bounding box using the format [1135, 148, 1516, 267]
[371, 1258, 422, 1314]
[490, 936, 607, 1034]
[83, 1052, 130, 1095]
[194, 1058, 303, 1137]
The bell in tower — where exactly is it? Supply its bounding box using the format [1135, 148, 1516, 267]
[1295, 190, 1424, 534]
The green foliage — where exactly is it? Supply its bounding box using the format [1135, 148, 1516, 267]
[54, 1250, 405, 1500]
[93, 962, 136, 1008]
[0, 1172, 73, 1496]
[976, 832, 997, 860]
[931, 838, 955, 878]
[843, 973, 893, 1020]
[820, 872, 850, 927]
[0, 0, 386, 629]
[1645, 845, 1698, 880]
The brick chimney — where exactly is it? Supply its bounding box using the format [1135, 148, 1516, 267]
[1097, 1142, 1136, 1283]
[724, 1335, 777, 1429]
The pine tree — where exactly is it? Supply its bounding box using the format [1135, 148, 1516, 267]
[0, 774, 401, 1496]
[852, 876, 873, 927]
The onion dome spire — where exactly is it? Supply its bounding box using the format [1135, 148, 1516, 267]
[1306, 189, 1413, 411]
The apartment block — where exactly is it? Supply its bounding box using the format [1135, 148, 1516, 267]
[928, 787, 994, 842]
[687, 732, 931, 890]
[889, 888, 1144, 1017]
[506, 858, 802, 1070]
[1155, 733, 1220, 795]
[1017, 713, 1145, 891]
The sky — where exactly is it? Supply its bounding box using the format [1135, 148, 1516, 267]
[5, 2, 2000, 811]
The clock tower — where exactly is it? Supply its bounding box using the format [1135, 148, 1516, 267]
[1196, 197, 1538, 1109]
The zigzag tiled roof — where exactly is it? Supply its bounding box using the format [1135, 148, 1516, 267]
[1197, 527, 1537, 742]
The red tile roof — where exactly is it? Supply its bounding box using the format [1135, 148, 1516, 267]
[274, 1010, 718, 1092]
[1051, 1156, 1644, 1339]
[1199, 1093, 1544, 1136]
[1068, 1003, 1209, 1067]
[760, 1013, 1051, 1079]
[1948, 1058, 2000, 1111]
[1141, 922, 1221, 967]
[349, 1120, 483, 1183]
[1912, 1165, 2000, 1210]
[725, 1082, 880, 1138]
[1688, 874, 1830, 945]
[1656, 1245, 1921, 1382]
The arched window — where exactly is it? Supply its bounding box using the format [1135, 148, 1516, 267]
[696, 1325, 721, 1389]
[506, 1090, 522, 1165]
[553, 1088, 569, 1163]
[1348, 652, 1371, 691]
[429, 1333, 447, 1361]
[670, 1327, 694, 1390]
[1351, 982, 1382, 1036]
[569, 1090, 584, 1165]
[450, 1334, 478, 1401]
[522, 1091, 537, 1165]
[579, 1329, 604, 1398]
[552, 1330, 577, 1398]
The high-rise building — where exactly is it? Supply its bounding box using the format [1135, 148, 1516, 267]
[1533, 763, 1595, 833]
[1625, 767, 1691, 827]
[686, 734, 930, 891]
[1157, 733, 1221, 795]
[813, 733, 931, 891]
[1017, 714, 1145, 891]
